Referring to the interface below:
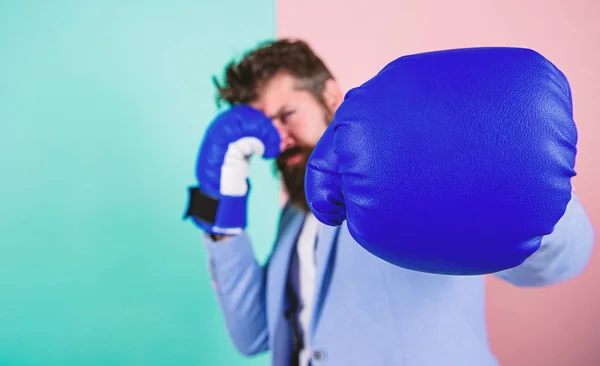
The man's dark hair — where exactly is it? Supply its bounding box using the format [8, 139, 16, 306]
[213, 39, 334, 107]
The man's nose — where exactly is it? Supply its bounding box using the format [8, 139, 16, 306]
[273, 122, 294, 152]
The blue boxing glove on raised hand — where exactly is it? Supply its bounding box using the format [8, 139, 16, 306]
[305, 47, 577, 275]
[184, 105, 280, 235]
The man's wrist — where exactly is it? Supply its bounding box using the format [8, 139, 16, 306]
[210, 234, 233, 241]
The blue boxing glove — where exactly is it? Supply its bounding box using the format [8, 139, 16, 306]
[305, 47, 577, 275]
[184, 105, 280, 235]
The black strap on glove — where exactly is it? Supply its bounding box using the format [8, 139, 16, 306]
[183, 186, 218, 224]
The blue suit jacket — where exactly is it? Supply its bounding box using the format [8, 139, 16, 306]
[204, 192, 594, 366]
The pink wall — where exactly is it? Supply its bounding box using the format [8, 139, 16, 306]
[277, 0, 600, 364]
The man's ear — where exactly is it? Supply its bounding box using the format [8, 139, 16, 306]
[321, 78, 344, 113]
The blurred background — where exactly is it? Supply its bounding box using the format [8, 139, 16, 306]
[1, 0, 598, 365]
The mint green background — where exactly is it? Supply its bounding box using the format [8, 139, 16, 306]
[0, 1, 279, 365]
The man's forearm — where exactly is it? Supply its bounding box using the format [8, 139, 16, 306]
[204, 232, 270, 355]
[494, 191, 595, 287]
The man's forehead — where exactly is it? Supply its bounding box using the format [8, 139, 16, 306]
[251, 73, 299, 115]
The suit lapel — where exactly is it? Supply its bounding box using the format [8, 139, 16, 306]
[310, 223, 340, 333]
[266, 210, 305, 337]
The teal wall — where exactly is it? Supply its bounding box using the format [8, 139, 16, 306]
[0, 1, 279, 365]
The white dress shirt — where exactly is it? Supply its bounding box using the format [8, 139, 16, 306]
[288, 213, 319, 366]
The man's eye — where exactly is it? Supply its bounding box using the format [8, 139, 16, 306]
[281, 110, 295, 122]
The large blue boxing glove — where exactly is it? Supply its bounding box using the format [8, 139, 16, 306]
[305, 47, 577, 275]
[184, 105, 280, 235]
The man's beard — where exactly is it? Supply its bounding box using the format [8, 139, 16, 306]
[276, 105, 334, 212]
[275, 145, 314, 212]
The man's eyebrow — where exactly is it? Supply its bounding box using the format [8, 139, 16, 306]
[268, 106, 288, 120]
